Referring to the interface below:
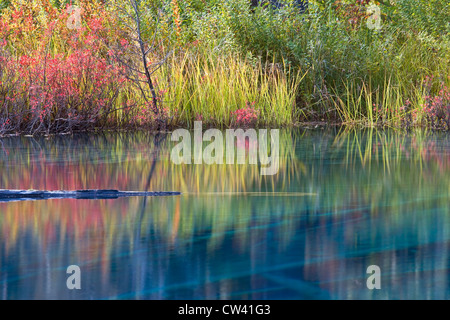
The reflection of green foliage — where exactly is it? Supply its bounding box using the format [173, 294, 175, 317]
[1, 129, 450, 298]
[1, 128, 449, 252]
[328, 128, 450, 220]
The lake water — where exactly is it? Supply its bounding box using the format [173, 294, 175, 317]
[0, 128, 449, 299]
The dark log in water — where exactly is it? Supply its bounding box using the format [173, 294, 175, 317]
[0, 189, 181, 202]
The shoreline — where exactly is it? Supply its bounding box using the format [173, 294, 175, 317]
[1, 121, 449, 138]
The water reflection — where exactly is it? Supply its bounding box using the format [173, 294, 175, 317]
[0, 129, 449, 299]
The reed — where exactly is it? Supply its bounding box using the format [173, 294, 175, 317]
[158, 51, 305, 128]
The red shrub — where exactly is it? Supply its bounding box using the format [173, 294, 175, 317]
[422, 76, 450, 129]
[231, 102, 259, 128]
[0, 4, 127, 135]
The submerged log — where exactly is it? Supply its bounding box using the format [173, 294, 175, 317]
[0, 189, 181, 202]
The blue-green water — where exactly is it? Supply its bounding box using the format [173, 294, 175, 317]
[0, 129, 449, 299]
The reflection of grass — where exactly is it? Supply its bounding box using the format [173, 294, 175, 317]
[0, 129, 449, 262]
[0, 130, 307, 253]
[329, 128, 450, 222]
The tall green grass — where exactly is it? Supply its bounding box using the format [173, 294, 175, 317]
[159, 52, 306, 128]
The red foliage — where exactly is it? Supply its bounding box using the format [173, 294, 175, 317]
[0, 6, 127, 134]
[422, 76, 450, 129]
[231, 102, 259, 128]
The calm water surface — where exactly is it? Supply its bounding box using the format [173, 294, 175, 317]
[0, 129, 449, 299]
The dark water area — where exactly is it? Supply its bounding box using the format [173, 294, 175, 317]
[0, 128, 449, 299]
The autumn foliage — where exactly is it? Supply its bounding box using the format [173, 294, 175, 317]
[0, 0, 154, 134]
